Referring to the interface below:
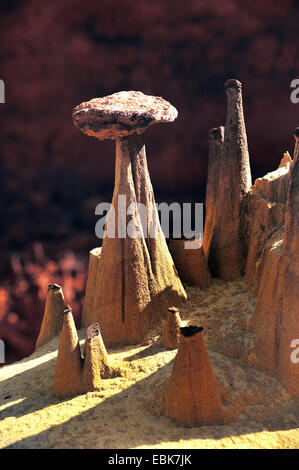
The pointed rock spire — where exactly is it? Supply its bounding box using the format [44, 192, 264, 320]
[82, 322, 112, 392]
[203, 126, 224, 265]
[36, 284, 66, 350]
[53, 306, 82, 398]
[211, 80, 252, 280]
[162, 307, 182, 349]
[162, 326, 234, 426]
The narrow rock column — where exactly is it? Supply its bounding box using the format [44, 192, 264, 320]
[163, 326, 233, 426]
[212, 80, 252, 280]
[203, 126, 224, 264]
[36, 284, 66, 350]
[53, 307, 82, 398]
[162, 307, 182, 349]
[81, 248, 102, 328]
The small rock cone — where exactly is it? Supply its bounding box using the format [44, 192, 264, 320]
[36, 284, 66, 349]
[82, 322, 112, 392]
[211, 80, 252, 280]
[163, 326, 233, 426]
[162, 307, 182, 349]
[203, 126, 224, 264]
[53, 306, 82, 398]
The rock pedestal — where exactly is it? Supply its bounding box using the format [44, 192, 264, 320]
[73, 91, 187, 347]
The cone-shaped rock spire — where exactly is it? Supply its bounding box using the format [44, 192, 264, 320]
[74, 92, 187, 346]
[82, 322, 112, 392]
[36, 284, 66, 350]
[162, 307, 182, 349]
[211, 80, 252, 280]
[162, 326, 234, 426]
[53, 306, 82, 398]
[203, 126, 224, 266]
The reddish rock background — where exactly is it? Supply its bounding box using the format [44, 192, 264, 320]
[0, 0, 298, 363]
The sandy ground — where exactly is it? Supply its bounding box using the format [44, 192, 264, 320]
[0, 279, 299, 449]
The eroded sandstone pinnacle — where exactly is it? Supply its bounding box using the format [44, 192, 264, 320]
[73, 91, 187, 347]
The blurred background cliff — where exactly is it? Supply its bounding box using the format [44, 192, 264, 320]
[0, 0, 298, 363]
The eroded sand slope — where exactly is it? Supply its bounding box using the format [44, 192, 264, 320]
[1, 280, 299, 449]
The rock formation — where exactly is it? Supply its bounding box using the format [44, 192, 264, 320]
[276, 147, 299, 397]
[209, 80, 252, 281]
[245, 152, 292, 293]
[248, 130, 299, 398]
[53, 306, 82, 398]
[73, 91, 187, 347]
[36, 284, 66, 350]
[82, 322, 112, 392]
[202, 126, 224, 267]
[53, 308, 113, 398]
[81, 247, 102, 328]
[162, 326, 234, 426]
[162, 307, 182, 349]
[169, 239, 212, 289]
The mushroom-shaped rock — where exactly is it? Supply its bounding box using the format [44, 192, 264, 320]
[73, 91, 187, 347]
[53, 306, 82, 398]
[162, 326, 235, 426]
[36, 284, 66, 350]
[73, 91, 178, 141]
[162, 307, 182, 349]
[82, 322, 112, 392]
